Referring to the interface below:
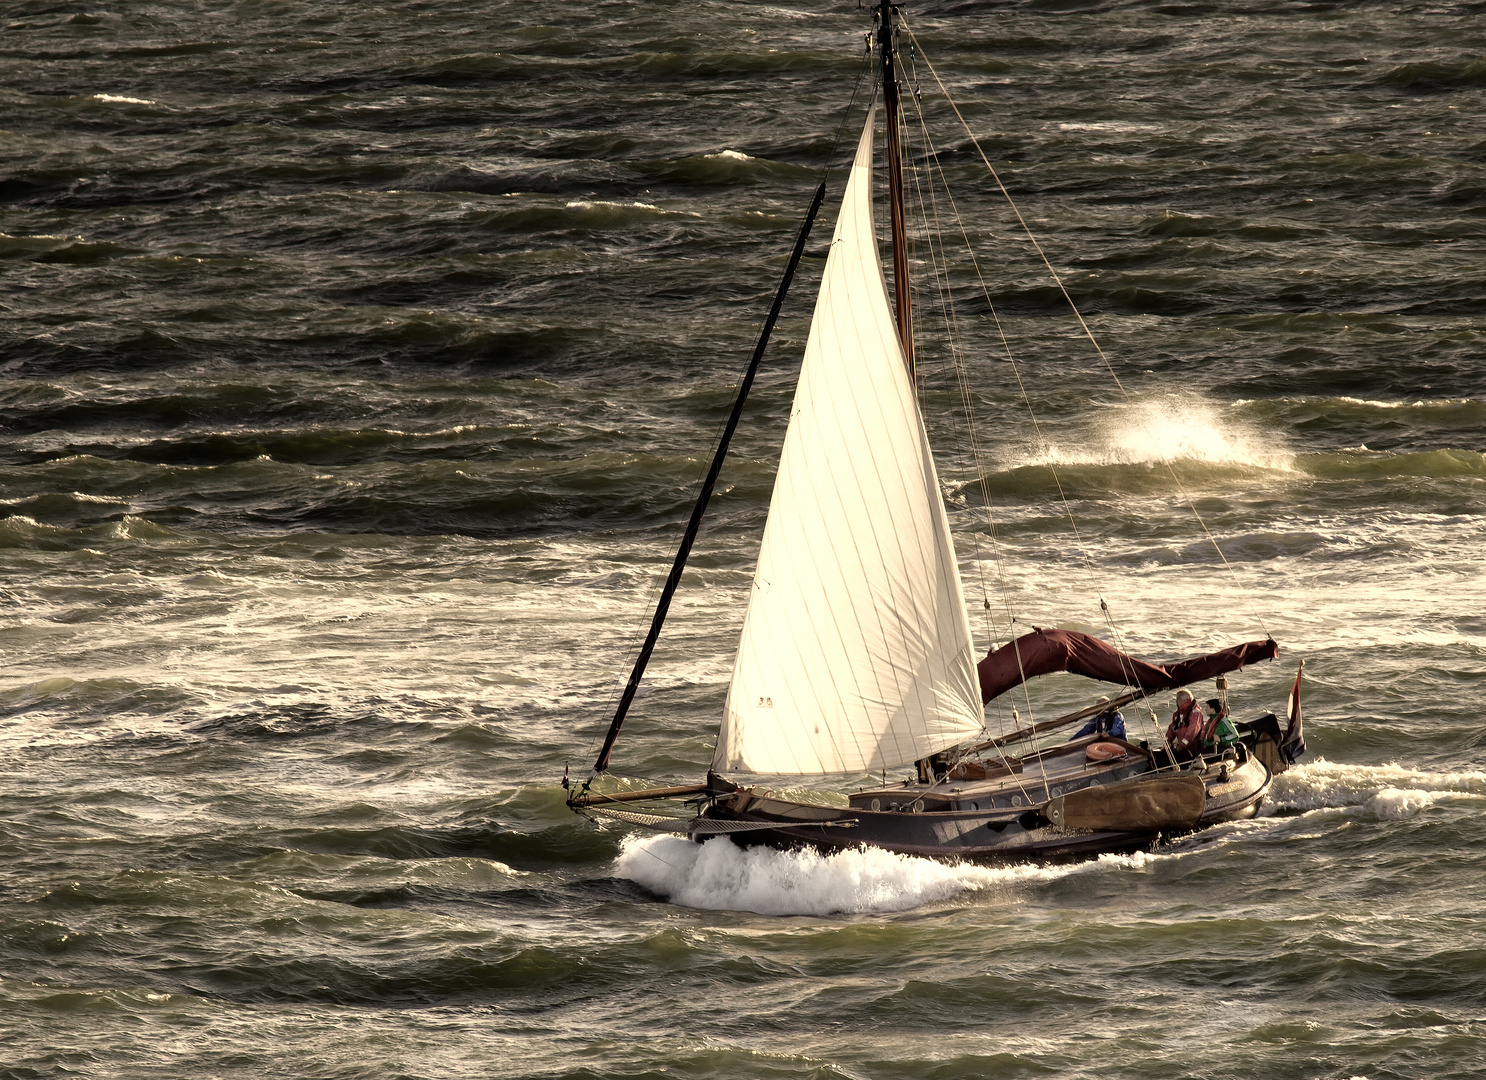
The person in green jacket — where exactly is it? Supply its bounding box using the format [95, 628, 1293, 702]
[1202, 698, 1241, 752]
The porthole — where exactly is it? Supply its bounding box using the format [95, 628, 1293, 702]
[870, 799, 881, 811]
[1012, 795, 1022, 807]
[911, 800, 925, 813]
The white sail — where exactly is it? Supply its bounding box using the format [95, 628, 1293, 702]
[712, 110, 985, 776]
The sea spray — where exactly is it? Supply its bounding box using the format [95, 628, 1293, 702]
[1013, 393, 1297, 472]
[1269, 758, 1486, 814]
[613, 836, 1177, 916]
[613, 835, 999, 915]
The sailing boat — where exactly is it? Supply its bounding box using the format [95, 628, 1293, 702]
[566, 2, 1306, 862]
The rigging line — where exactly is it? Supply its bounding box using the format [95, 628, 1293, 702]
[879, 69, 1010, 784]
[901, 17, 1271, 643]
[902, 60, 1114, 639]
[901, 85, 999, 651]
[899, 62, 1051, 796]
[896, 67, 1020, 671]
[1008, 622, 1054, 801]
[900, 83, 1027, 656]
[903, 59, 1098, 792]
[901, 94, 1037, 797]
[900, 30, 1177, 785]
[902, 129, 1007, 667]
[902, 114, 1022, 786]
[882, 34, 987, 776]
[901, 182, 1026, 751]
[897, 105, 1028, 742]
[898, 33, 1198, 773]
[906, 139, 1149, 786]
[894, 58, 1096, 621]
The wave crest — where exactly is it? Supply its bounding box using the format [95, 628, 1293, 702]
[613, 835, 1167, 915]
[1270, 758, 1486, 817]
[1013, 395, 1296, 472]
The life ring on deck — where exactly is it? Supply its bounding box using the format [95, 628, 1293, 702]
[1086, 741, 1127, 762]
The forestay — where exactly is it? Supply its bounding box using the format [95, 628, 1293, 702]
[712, 109, 985, 776]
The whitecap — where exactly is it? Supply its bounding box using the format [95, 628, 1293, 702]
[1364, 787, 1442, 818]
[1057, 121, 1164, 133]
[93, 93, 157, 105]
[613, 834, 1169, 916]
[1011, 393, 1297, 472]
[1269, 759, 1486, 816]
[616, 835, 997, 915]
[1331, 396, 1474, 409]
[565, 200, 662, 211]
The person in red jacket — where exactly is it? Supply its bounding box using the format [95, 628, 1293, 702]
[1166, 689, 1206, 757]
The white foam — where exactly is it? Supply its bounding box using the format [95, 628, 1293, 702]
[706, 150, 751, 160]
[1365, 788, 1443, 818]
[1014, 394, 1296, 472]
[1332, 396, 1474, 410]
[1056, 121, 1164, 133]
[612, 834, 1166, 915]
[565, 200, 662, 211]
[1269, 759, 1486, 817]
[93, 93, 156, 105]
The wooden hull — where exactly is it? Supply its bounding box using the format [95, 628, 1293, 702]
[698, 751, 1270, 863]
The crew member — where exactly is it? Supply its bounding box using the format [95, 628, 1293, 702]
[1202, 697, 1241, 752]
[1070, 696, 1126, 741]
[1166, 689, 1205, 757]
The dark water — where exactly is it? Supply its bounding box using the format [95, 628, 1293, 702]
[3, 2, 1485, 1078]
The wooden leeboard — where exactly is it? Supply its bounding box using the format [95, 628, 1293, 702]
[1047, 773, 1206, 832]
[1252, 735, 1285, 776]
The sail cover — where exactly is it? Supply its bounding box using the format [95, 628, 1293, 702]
[712, 110, 985, 775]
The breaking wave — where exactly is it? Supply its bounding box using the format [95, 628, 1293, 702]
[614, 835, 1163, 915]
[1270, 758, 1486, 818]
[1012, 395, 1296, 472]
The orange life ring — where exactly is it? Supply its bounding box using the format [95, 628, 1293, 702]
[1086, 741, 1127, 762]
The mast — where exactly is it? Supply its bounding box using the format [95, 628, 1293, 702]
[877, 0, 914, 381]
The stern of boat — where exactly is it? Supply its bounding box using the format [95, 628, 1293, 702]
[1197, 746, 1271, 824]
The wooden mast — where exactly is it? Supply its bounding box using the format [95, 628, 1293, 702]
[877, 0, 914, 381]
[883, 0, 931, 784]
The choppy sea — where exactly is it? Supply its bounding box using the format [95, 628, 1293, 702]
[3, 2, 1485, 1078]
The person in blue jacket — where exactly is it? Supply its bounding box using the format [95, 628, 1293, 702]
[1071, 696, 1126, 741]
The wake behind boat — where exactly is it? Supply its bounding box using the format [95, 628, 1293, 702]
[567, 1, 1306, 862]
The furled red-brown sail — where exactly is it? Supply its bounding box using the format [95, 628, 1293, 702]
[977, 628, 1278, 704]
